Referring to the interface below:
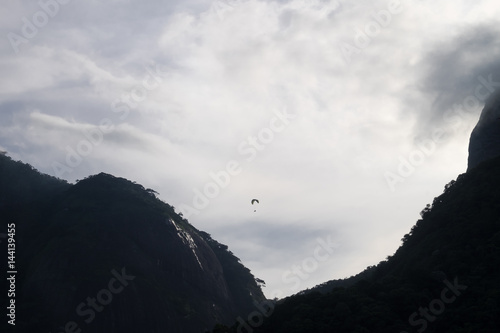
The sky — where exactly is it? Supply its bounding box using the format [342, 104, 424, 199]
[2, 0, 500, 299]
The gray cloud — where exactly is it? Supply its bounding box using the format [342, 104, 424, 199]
[407, 24, 500, 138]
[2, 0, 500, 298]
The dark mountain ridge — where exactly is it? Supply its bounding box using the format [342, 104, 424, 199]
[225, 146, 500, 333]
[211, 98, 500, 332]
[468, 90, 500, 170]
[0, 155, 265, 333]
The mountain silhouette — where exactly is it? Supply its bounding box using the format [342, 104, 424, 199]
[468, 90, 500, 170]
[211, 96, 500, 332]
[0, 155, 265, 333]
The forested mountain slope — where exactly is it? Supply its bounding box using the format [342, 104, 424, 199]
[217, 156, 500, 333]
[0, 155, 265, 333]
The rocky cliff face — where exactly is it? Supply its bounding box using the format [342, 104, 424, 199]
[0, 156, 265, 333]
[467, 90, 500, 170]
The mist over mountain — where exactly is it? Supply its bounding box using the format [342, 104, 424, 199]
[0, 155, 265, 333]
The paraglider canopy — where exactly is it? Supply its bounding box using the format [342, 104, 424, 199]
[251, 199, 259, 212]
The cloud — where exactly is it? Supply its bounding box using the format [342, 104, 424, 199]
[2, 0, 500, 298]
[407, 24, 500, 138]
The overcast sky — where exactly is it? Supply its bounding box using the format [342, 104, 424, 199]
[2, 0, 500, 299]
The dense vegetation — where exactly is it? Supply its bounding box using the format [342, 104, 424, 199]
[213, 156, 500, 332]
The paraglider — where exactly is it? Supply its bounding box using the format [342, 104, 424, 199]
[251, 199, 259, 212]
